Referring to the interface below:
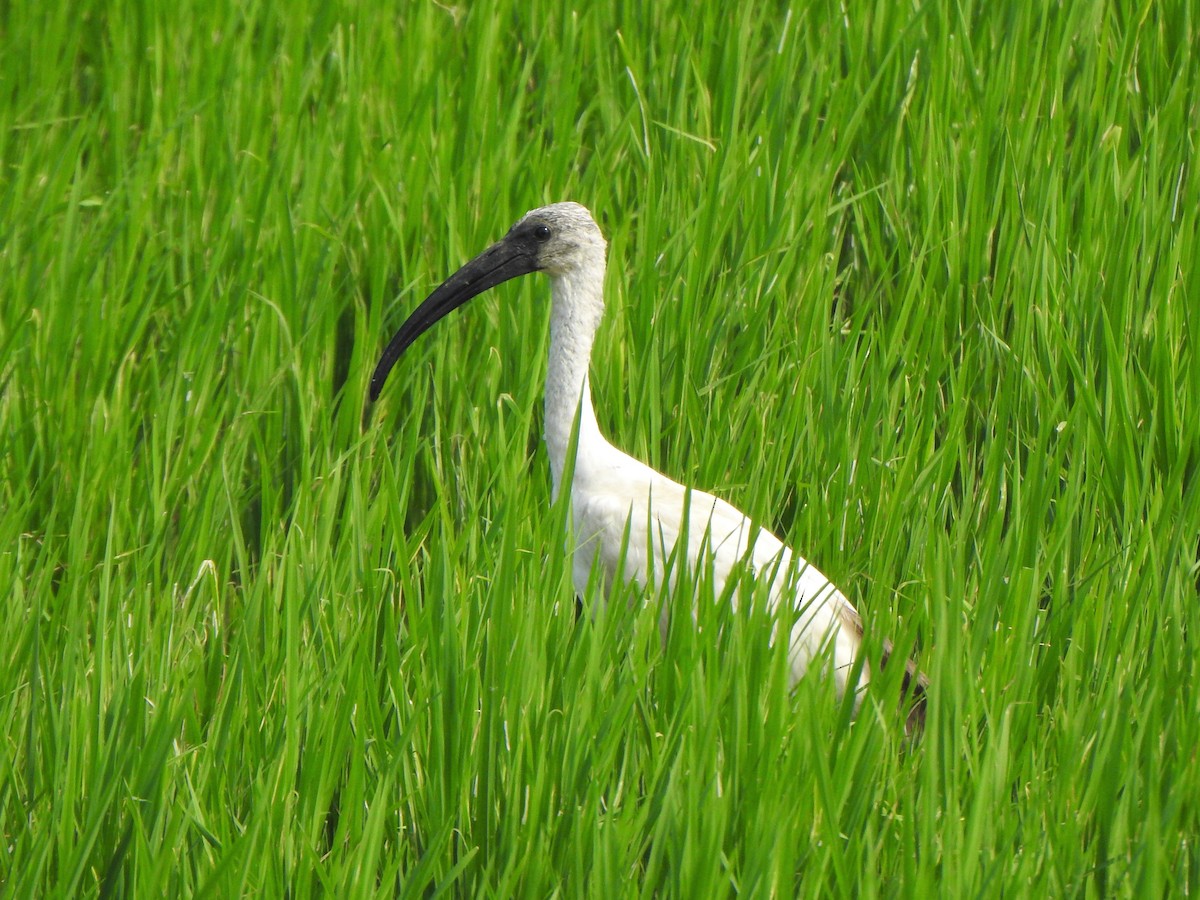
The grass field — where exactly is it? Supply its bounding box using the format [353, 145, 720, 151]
[3, 0, 1199, 895]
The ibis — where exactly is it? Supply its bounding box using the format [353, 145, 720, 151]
[371, 202, 926, 730]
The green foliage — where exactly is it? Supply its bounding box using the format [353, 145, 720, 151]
[2, 0, 1197, 895]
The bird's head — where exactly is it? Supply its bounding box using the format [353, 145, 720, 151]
[509, 201, 606, 276]
[369, 202, 606, 400]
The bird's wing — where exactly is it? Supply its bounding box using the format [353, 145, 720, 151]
[570, 457, 863, 691]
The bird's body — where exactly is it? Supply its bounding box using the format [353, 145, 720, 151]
[372, 202, 922, 722]
[559, 432, 865, 700]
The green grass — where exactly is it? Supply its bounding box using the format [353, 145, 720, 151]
[2, 0, 1198, 895]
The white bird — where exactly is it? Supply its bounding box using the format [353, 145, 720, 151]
[371, 202, 925, 730]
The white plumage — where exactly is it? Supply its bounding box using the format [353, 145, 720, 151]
[371, 202, 923, 724]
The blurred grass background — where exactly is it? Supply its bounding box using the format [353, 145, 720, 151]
[1, 0, 1197, 895]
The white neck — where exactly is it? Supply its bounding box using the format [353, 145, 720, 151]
[543, 256, 608, 498]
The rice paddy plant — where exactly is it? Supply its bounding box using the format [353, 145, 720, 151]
[1, 0, 1197, 895]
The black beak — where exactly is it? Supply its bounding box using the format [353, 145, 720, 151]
[369, 237, 540, 401]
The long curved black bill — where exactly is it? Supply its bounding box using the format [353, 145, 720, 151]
[370, 238, 540, 401]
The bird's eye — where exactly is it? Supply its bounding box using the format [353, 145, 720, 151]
[533, 224, 552, 242]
